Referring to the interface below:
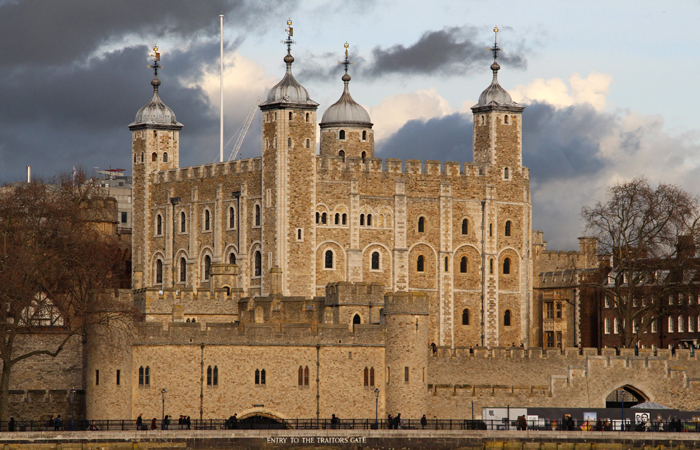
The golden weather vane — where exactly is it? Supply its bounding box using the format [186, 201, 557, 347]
[147, 44, 163, 77]
[338, 41, 353, 73]
[487, 26, 502, 61]
[281, 18, 296, 53]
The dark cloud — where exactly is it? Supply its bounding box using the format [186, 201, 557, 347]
[299, 26, 527, 82]
[0, 0, 292, 67]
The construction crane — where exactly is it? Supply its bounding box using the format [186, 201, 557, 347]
[228, 100, 259, 161]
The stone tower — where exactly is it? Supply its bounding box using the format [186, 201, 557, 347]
[383, 292, 429, 418]
[258, 21, 318, 297]
[129, 46, 183, 288]
[319, 43, 374, 162]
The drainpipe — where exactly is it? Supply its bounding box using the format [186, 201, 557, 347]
[481, 200, 486, 347]
[200, 343, 205, 421]
[316, 344, 321, 422]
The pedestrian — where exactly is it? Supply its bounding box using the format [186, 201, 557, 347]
[48, 415, 55, 430]
[178, 415, 183, 429]
[186, 416, 191, 430]
[397, 413, 404, 429]
[421, 414, 427, 429]
[330, 414, 339, 429]
[8, 417, 15, 432]
[89, 421, 99, 431]
[230, 414, 237, 429]
[517, 415, 527, 431]
[595, 418, 602, 431]
[151, 417, 157, 430]
[387, 414, 393, 430]
[136, 414, 143, 431]
[54, 415, 61, 431]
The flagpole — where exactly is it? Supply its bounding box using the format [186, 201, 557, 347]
[219, 14, 224, 163]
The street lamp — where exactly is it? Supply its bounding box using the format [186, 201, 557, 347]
[70, 386, 76, 431]
[374, 388, 379, 429]
[161, 389, 166, 428]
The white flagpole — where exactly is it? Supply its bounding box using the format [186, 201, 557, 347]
[220, 14, 224, 163]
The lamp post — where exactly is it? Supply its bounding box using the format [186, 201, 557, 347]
[161, 388, 166, 428]
[70, 386, 76, 431]
[620, 390, 625, 431]
[374, 388, 379, 429]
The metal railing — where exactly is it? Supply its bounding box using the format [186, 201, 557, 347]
[1, 418, 698, 432]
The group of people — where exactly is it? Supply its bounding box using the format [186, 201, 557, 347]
[225, 414, 238, 429]
[135, 413, 191, 430]
[387, 413, 404, 429]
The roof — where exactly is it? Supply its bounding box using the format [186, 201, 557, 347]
[129, 76, 183, 129]
[260, 53, 318, 109]
[320, 73, 372, 127]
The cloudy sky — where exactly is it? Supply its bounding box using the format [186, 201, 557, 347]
[1, 0, 699, 250]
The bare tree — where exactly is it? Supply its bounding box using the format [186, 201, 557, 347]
[0, 170, 132, 422]
[581, 177, 700, 347]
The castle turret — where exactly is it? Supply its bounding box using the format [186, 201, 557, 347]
[129, 46, 183, 288]
[258, 20, 318, 297]
[383, 292, 429, 419]
[319, 43, 374, 162]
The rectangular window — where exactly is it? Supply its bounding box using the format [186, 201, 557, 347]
[604, 319, 611, 335]
[546, 331, 554, 347]
[614, 318, 620, 334]
[556, 303, 562, 319]
[556, 332, 562, 348]
[668, 316, 674, 333]
[651, 320, 658, 333]
[678, 316, 685, 333]
[632, 297, 638, 307]
[95, 370, 100, 386]
[545, 303, 554, 319]
[116, 370, 120, 386]
[121, 212, 127, 223]
[604, 296, 611, 308]
[404, 367, 409, 382]
[690, 317, 696, 333]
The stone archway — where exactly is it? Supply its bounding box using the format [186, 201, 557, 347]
[237, 410, 289, 429]
[605, 385, 648, 408]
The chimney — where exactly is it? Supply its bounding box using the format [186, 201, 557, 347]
[26, 165, 31, 183]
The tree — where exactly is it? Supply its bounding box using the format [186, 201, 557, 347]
[0, 170, 132, 422]
[581, 177, 700, 348]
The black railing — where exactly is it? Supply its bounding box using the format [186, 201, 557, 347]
[1, 418, 698, 432]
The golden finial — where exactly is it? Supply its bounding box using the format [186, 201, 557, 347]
[487, 26, 502, 62]
[338, 42, 353, 74]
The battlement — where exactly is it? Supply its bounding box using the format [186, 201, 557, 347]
[316, 155, 530, 180]
[132, 320, 386, 346]
[325, 281, 385, 306]
[134, 287, 239, 318]
[383, 291, 429, 315]
[152, 157, 263, 185]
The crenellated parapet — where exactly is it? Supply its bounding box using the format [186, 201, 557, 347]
[152, 157, 262, 185]
[325, 281, 385, 306]
[383, 291, 429, 316]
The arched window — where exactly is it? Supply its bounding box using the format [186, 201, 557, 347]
[134, 154, 137, 163]
[353, 314, 361, 325]
[364, 367, 369, 386]
[444, 256, 449, 272]
[481, 115, 485, 125]
[289, 111, 293, 121]
[504, 167, 509, 179]
[367, 214, 372, 226]
[418, 216, 425, 233]
[460, 257, 467, 273]
[679, 316, 685, 333]
[151, 152, 157, 162]
[213, 366, 218, 385]
[604, 317, 611, 334]
[362, 130, 367, 140]
[360, 214, 365, 226]
[163, 152, 168, 162]
[156, 259, 163, 284]
[180, 212, 186, 233]
[371, 252, 380, 270]
[156, 214, 162, 235]
[141, 153, 144, 162]
[305, 139, 310, 149]
[229, 207, 235, 229]
[316, 212, 320, 223]
[207, 366, 212, 385]
[144, 366, 150, 385]
[339, 130, 345, 140]
[335, 213, 340, 225]
[254, 251, 261, 277]
[321, 212, 327, 224]
[179, 257, 187, 282]
[229, 253, 236, 265]
[342, 213, 347, 225]
[255, 369, 260, 384]
[204, 209, 211, 231]
[139, 366, 144, 385]
[489, 258, 494, 274]
[260, 369, 266, 385]
[303, 366, 309, 386]
[369, 367, 375, 386]
[204, 255, 211, 280]
[287, 137, 291, 147]
[339, 150, 345, 162]
[668, 316, 674, 333]
[462, 309, 469, 325]
[298, 366, 304, 386]
[503, 258, 511, 275]
[505, 220, 512, 236]
[417, 255, 425, 272]
[255, 204, 261, 226]
[504, 310, 511, 327]
[462, 219, 468, 235]
[489, 223, 493, 237]
[361, 151, 366, 163]
[504, 115, 509, 124]
[325, 250, 333, 269]
[305, 112, 309, 122]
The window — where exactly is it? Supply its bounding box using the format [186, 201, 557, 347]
[151, 152, 157, 162]
[462, 309, 469, 325]
[180, 212, 186, 232]
[371, 252, 380, 270]
[489, 259, 493, 274]
[229, 207, 235, 228]
[213, 366, 218, 385]
[668, 316, 674, 333]
[604, 318, 611, 334]
[255, 369, 260, 384]
[261, 369, 266, 385]
[335, 213, 340, 225]
[503, 258, 511, 274]
[316, 212, 320, 223]
[546, 302, 554, 319]
[556, 303, 562, 319]
[360, 214, 365, 226]
[546, 331, 554, 347]
[121, 212, 128, 224]
[444, 256, 449, 272]
[203, 255, 211, 280]
[156, 259, 163, 284]
[370, 367, 375, 386]
[141, 153, 144, 162]
[204, 209, 211, 231]
[362, 130, 367, 140]
[254, 251, 262, 277]
[651, 320, 657, 333]
[255, 204, 261, 227]
[632, 320, 639, 333]
[504, 167, 509, 179]
[679, 316, 685, 333]
[505, 221, 511, 236]
[179, 257, 187, 282]
[321, 212, 327, 224]
[614, 318, 620, 334]
[361, 151, 366, 163]
[297, 229, 302, 241]
[504, 310, 511, 327]
[305, 112, 309, 122]
[404, 367, 409, 382]
[461, 219, 468, 235]
[556, 332, 562, 348]
[504, 115, 509, 124]
[353, 314, 361, 326]
[207, 366, 212, 385]
[229, 253, 236, 265]
[287, 137, 291, 147]
[342, 213, 347, 225]
[304, 366, 309, 386]
[163, 152, 168, 162]
[289, 111, 293, 121]
[95, 370, 100, 386]
[418, 217, 425, 233]
[339, 130, 345, 140]
[116, 370, 120, 386]
[305, 139, 310, 149]
[367, 214, 372, 226]
[364, 367, 369, 386]
[298, 366, 304, 386]
[139, 367, 144, 385]
[460, 256, 467, 273]
[134, 154, 137, 163]
[417, 255, 425, 272]
[156, 214, 162, 235]
[689, 316, 695, 333]
[325, 250, 333, 269]
[604, 296, 611, 308]
[489, 223, 493, 237]
[339, 150, 345, 162]
[145, 366, 150, 385]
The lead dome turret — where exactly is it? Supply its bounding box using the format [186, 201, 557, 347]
[129, 75, 183, 129]
[320, 72, 372, 126]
